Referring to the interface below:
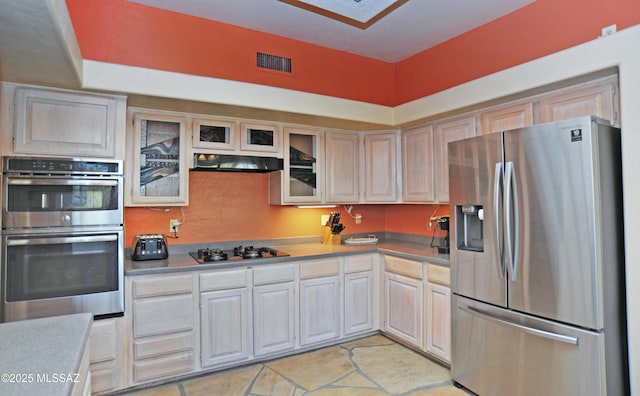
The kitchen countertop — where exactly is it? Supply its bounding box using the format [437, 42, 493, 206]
[0, 313, 92, 396]
[125, 237, 449, 276]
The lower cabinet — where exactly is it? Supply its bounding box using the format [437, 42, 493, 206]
[120, 253, 449, 393]
[425, 281, 451, 362]
[384, 272, 424, 348]
[299, 258, 342, 347]
[253, 268, 296, 357]
[299, 275, 341, 346]
[200, 288, 252, 367]
[200, 269, 252, 368]
[343, 254, 377, 336]
[89, 318, 126, 395]
[130, 274, 196, 384]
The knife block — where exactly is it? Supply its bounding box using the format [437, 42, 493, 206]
[321, 226, 341, 245]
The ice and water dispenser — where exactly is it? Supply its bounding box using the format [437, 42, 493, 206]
[455, 204, 484, 252]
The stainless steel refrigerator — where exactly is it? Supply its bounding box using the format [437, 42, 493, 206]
[449, 116, 628, 395]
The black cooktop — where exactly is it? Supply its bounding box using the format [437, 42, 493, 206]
[189, 246, 289, 264]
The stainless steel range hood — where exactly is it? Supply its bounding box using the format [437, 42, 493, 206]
[193, 153, 283, 172]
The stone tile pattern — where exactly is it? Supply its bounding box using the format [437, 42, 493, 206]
[121, 335, 471, 396]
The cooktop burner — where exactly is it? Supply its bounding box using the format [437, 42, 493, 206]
[189, 245, 289, 264]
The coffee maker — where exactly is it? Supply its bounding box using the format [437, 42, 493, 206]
[434, 216, 450, 254]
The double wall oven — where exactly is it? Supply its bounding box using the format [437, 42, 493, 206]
[1, 157, 124, 322]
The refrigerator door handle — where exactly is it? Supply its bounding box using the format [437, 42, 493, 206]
[494, 162, 506, 279]
[458, 304, 579, 345]
[504, 161, 521, 282]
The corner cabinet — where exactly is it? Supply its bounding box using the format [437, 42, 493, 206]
[126, 111, 189, 206]
[11, 84, 126, 158]
[270, 127, 324, 204]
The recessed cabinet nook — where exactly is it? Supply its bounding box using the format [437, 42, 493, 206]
[0, 70, 620, 395]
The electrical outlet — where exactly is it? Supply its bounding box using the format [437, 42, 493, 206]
[355, 214, 362, 224]
[169, 219, 180, 233]
[321, 214, 330, 226]
[601, 24, 616, 37]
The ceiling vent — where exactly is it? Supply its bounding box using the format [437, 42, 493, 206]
[257, 52, 292, 73]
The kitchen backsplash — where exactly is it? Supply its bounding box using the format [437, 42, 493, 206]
[124, 171, 449, 247]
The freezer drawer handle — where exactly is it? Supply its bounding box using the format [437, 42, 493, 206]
[458, 304, 579, 345]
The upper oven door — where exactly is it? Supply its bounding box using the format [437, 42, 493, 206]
[2, 175, 123, 229]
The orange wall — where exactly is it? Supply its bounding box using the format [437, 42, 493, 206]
[66, 0, 640, 106]
[125, 171, 448, 247]
[124, 171, 391, 247]
[394, 0, 640, 104]
[65, 0, 396, 106]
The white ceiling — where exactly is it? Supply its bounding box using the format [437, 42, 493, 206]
[128, 0, 536, 62]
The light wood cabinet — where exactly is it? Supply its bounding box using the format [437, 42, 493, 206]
[434, 115, 476, 203]
[402, 124, 435, 202]
[384, 272, 424, 348]
[325, 130, 360, 203]
[200, 287, 252, 367]
[89, 318, 127, 395]
[253, 263, 296, 357]
[363, 130, 400, 202]
[299, 258, 341, 346]
[200, 268, 252, 368]
[539, 77, 619, 126]
[425, 282, 451, 363]
[270, 127, 324, 204]
[130, 274, 196, 384]
[479, 101, 534, 135]
[12, 85, 126, 158]
[126, 110, 189, 206]
[344, 271, 374, 336]
[299, 276, 341, 346]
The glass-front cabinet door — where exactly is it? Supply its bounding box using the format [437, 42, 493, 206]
[241, 122, 281, 154]
[270, 127, 324, 204]
[127, 112, 189, 206]
[286, 127, 323, 203]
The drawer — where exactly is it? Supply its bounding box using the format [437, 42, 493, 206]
[134, 331, 194, 360]
[200, 268, 250, 291]
[133, 274, 193, 298]
[426, 263, 450, 286]
[299, 258, 340, 279]
[89, 319, 118, 363]
[384, 255, 423, 279]
[344, 254, 375, 273]
[254, 263, 295, 285]
[133, 294, 194, 337]
[133, 350, 194, 383]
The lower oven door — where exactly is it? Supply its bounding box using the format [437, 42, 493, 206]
[2, 229, 124, 321]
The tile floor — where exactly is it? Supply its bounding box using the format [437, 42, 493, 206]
[120, 335, 471, 396]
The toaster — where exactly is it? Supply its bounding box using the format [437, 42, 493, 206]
[132, 234, 169, 261]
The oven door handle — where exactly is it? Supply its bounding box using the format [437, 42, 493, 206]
[7, 178, 119, 186]
[6, 234, 119, 246]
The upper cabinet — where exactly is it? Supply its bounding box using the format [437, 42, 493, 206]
[478, 101, 534, 135]
[362, 131, 401, 203]
[126, 110, 189, 206]
[270, 127, 324, 204]
[191, 117, 282, 157]
[325, 131, 360, 203]
[538, 76, 619, 126]
[402, 125, 435, 202]
[8, 84, 126, 159]
[434, 115, 476, 203]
